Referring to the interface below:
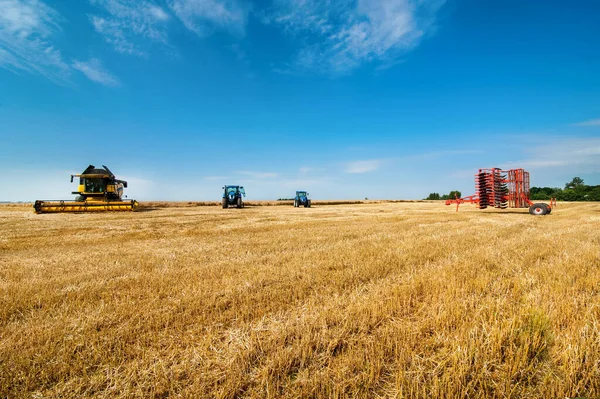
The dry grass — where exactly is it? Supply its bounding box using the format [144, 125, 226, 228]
[1, 201, 599, 398]
[140, 200, 429, 208]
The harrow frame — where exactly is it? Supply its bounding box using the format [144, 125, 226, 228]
[446, 168, 553, 215]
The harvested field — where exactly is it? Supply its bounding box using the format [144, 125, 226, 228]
[1, 201, 599, 398]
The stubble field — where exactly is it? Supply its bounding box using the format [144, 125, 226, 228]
[1, 201, 599, 398]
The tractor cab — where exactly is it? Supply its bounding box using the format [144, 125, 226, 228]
[294, 191, 311, 208]
[222, 185, 245, 208]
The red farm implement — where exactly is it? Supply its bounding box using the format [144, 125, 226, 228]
[446, 168, 554, 215]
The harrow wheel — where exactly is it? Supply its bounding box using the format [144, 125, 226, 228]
[529, 203, 549, 216]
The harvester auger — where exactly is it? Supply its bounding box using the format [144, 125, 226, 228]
[34, 165, 139, 214]
[222, 185, 245, 208]
[446, 168, 553, 215]
[294, 191, 311, 208]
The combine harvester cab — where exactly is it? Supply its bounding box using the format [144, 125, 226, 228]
[446, 168, 553, 215]
[222, 185, 245, 208]
[294, 191, 311, 207]
[34, 165, 139, 214]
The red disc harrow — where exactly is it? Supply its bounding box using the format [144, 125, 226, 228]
[445, 168, 554, 215]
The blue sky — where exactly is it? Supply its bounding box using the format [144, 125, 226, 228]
[1, 0, 599, 201]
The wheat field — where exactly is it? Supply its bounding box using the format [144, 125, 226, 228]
[1, 201, 599, 398]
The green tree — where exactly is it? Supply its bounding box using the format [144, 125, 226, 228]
[529, 186, 561, 200]
[448, 190, 462, 199]
[425, 193, 441, 200]
[558, 189, 585, 201]
[565, 177, 585, 190]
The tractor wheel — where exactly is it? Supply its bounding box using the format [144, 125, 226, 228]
[307, 200, 311, 208]
[222, 198, 228, 209]
[529, 203, 548, 216]
[237, 197, 243, 208]
[294, 200, 298, 207]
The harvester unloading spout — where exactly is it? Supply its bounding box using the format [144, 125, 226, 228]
[34, 165, 139, 213]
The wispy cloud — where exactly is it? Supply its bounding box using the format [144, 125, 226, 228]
[0, 0, 70, 83]
[502, 138, 600, 173]
[265, 0, 445, 75]
[573, 118, 600, 127]
[72, 58, 120, 86]
[89, 0, 171, 56]
[239, 170, 280, 179]
[344, 159, 382, 174]
[167, 0, 248, 37]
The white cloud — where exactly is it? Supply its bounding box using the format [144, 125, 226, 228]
[239, 171, 280, 179]
[0, 0, 70, 82]
[89, 0, 171, 56]
[344, 159, 382, 174]
[117, 175, 156, 199]
[167, 0, 247, 36]
[266, 0, 445, 74]
[502, 138, 600, 173]
[72, 58, 120, 86]
[573, 118, 600, 127]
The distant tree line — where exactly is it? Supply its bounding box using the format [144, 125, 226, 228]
[530, 177, 600, 201]
[425, 191, 462, 200]
[425, 177, 599, 201]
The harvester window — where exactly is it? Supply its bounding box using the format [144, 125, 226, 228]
[85, 179, 106, 193]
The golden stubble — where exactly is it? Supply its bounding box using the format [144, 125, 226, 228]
[1, 201, 599, 398]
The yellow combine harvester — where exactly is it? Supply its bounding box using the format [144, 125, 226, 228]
[34, 165, 139, 214]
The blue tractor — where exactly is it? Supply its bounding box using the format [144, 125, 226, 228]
[222, 185, 246, 208]
[294, 191, 311, 208]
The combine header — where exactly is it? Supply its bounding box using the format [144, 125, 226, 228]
[446, 168, 553, 215]
[34, 165, 138, 214]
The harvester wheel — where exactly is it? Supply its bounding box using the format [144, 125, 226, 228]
[222, 198, 228, 209]
[529, 203, 548, 216]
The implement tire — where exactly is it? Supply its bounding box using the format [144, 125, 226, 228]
[529, 203, 548, 216]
